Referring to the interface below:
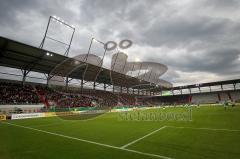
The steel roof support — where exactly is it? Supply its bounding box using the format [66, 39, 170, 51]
[233, 83, 236, 90]
[65, 77, 73, 89]
[80, 78, 83, 94]
[189, 88, 192, 94]
[65, 77, 69, 89]
[198, 87, 201, 92]
[44, 73, 49, 85]
[93, 82, 96, 90]
[21, 69, 30, 85]
[104, 83, 106, 91]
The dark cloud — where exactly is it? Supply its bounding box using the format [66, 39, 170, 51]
[142, 17, 231, 47]
[201, 0, 240, 10]
[145, 47, 240, 80]
[0, 0, 36, 26]
[176, 48, 240, 74]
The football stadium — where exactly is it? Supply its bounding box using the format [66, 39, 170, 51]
[0, 1, 240, 159]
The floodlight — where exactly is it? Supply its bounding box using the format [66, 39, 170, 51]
[135, 58, 140, 62]
[74, 60, 80, 65]
[40, 16, 76, 56]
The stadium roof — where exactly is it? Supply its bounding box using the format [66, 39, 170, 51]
[164, 79, 240, 91]
[0, 36, 157, 89]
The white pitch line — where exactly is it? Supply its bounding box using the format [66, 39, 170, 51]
[121, 126, 167, 149]
[3, 122, 172, 159]
[166, 126, 240, 132]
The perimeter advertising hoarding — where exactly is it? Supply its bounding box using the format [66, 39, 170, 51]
[0, 115, 6, 120]
[162, 91, 172, 96]
[11, 113, 45, 120]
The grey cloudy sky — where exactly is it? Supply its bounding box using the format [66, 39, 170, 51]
[0, 0, 240, 86]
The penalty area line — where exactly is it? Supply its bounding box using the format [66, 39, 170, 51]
[3, 122, 173, 159]
[121, 126, 167, 149]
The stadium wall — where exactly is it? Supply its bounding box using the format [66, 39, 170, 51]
[0, 104, 44, 113]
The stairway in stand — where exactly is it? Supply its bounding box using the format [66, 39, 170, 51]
[34, 87, 50, 108]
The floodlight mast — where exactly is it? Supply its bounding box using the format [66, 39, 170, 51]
[39, 16, 75, 57]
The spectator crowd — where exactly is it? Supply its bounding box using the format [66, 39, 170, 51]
[0, 81, 137, 108]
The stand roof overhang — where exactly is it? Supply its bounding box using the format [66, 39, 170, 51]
[163, 79, 240, 91]
[0, 36, 167, 89]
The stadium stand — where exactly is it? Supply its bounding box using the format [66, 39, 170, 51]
[0, 82, 39, 105]
[231, 91, 240, 102]
[219, 92, 229, 102]
[141, 90, 240, 105]
[146, 95, 190, 105]
[0, 80, 140, 112]
[0, 80, 240, 118]
[191, 92, 219, 104]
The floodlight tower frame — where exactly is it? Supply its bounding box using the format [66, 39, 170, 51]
[39, 16, 75, 57]
[81, 38, 106, 92]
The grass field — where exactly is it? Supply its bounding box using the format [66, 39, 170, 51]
[1, 106, 240, 159]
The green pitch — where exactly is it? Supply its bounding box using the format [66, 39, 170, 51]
[1, 106, 240, 159]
